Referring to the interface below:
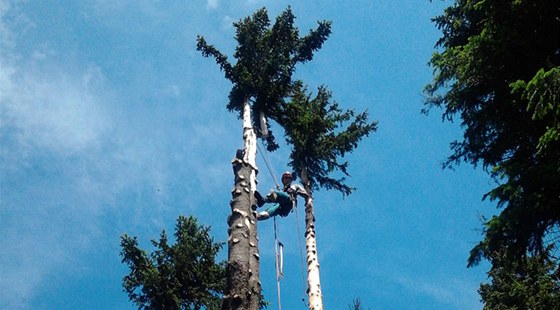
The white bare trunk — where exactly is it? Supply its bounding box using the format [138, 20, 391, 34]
[304, 199, 323, 310]
[243, 99, 261, 310]
[300, 167, 323, 310]
[223, 99, 261, 310]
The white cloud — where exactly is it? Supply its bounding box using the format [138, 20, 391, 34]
[0, 221, 69, 310]
[0, 1, 111, 156]
[207, 0, 219, 10]
[0, 1, 248, 308]
[0, 0, 35, 50]
[0, 62, 112, 307]
[0, 2, 114, 307]
[1, 63, 111, 156]
[222, 15, 235, 30]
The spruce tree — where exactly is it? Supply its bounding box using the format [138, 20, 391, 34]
[425, 0, 559, 306]
[120, 216, 225, 310]
[197, 7, 331, 310]
[279, 82, 377, 309]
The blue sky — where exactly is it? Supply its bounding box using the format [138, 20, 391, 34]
[0, 1, 498, 309]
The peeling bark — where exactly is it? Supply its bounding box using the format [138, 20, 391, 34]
[301, 166, 323, 310]
[222, 99, 261, 310]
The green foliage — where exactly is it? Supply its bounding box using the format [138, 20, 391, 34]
[426, 0, 559, 306]
[479, 247, 560, 309]
[425, 0, 560, 264]
[120, 216, 225, 310]
[198, 6, 375, 196]
[281, 82, 377, 196]
[512, 68, 560, 156]
[197, 7, 331, 151]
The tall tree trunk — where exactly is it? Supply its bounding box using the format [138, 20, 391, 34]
[300, 165, 323, 310]
[223, 99, 261, 310]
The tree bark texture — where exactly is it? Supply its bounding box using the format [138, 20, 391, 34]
[300, 167, 323, 310]
[222, 100, 261, 310]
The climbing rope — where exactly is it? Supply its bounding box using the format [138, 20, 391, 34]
[257, 139, 308, 308]
[274, 217, 283, 310]
[257, 141, 280, 189]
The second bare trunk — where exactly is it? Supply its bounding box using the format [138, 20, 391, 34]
[300, 167, 323, 310]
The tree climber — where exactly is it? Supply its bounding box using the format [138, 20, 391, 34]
[255, 171, 311, 221]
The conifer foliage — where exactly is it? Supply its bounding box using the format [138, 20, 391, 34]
[197, 8, 333, 310]
[282, 81, 377, 196]
[197, 7, 376, 309]
[426, 0, 559, 264]
[426, 0, 559, 307]
[197, 7, 331, 151]
[120, 216, 225, 310]
[479, 247, 560, 309]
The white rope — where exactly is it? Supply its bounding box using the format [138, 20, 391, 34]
[257, 141, 280, 189]
[274, 217, 282, 310]
[257, 140, 307, 307]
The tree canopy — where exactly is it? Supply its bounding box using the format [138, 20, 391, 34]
[197, 6, 331, 151]
[425, 0, 559, 264]
[120, 216, 225, 310]
[479, 247, 560, 309]
[426, 0, 559, 306]
[198, 7, 376, 196]
[282, 81, 377, 196]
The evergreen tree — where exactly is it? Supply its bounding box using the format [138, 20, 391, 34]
[120, 216, 226, 310]
[197, 7, 331, 151]
[425, 0, 559, 306]
[479, 247, 560, 309]
[279, 82, 377, 309]
[198, 7, 376, 309]
[282, 82, 377, 196]
[197, 7, 331, 310]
